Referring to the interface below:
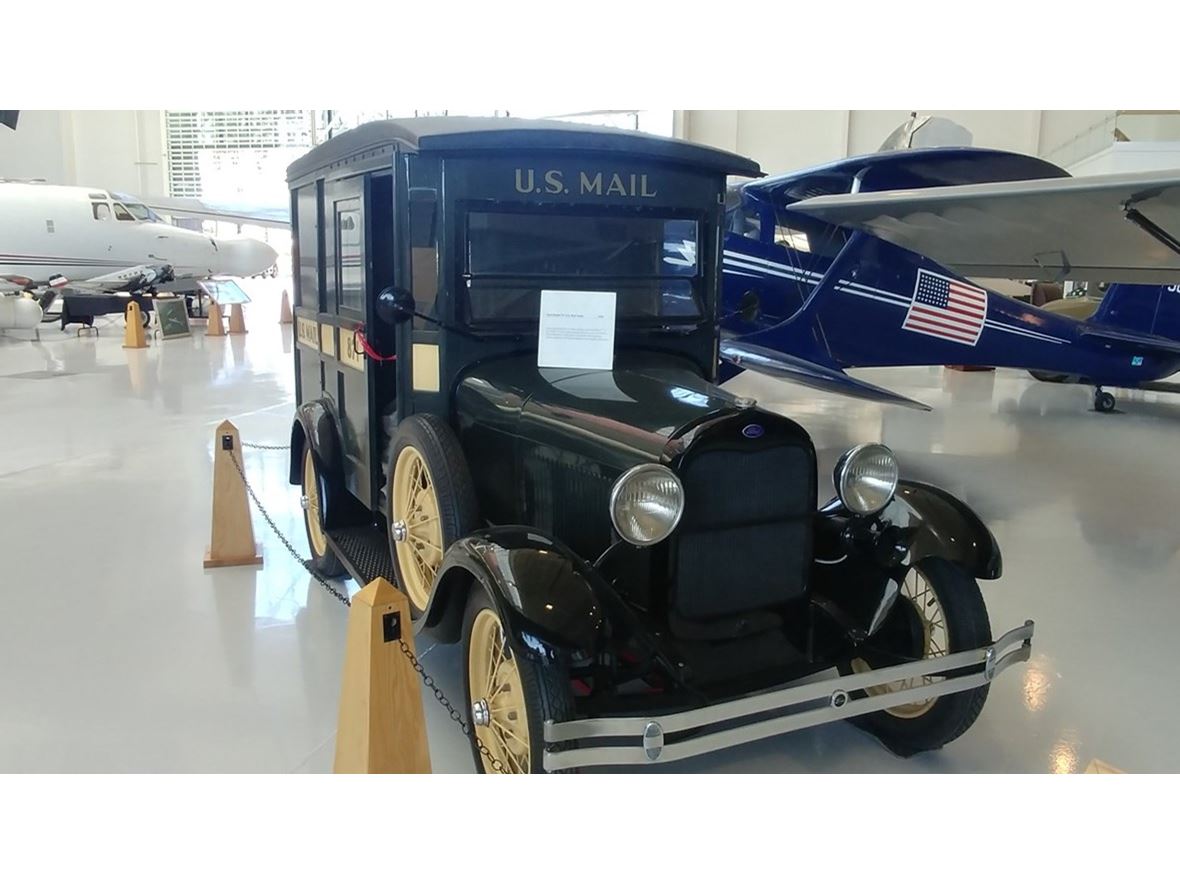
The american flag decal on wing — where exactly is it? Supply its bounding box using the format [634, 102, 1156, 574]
[902, 269, 988, 346]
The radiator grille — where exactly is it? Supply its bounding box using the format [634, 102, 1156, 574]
[522, 449, 614, 559]
[673, 445, 813, 620]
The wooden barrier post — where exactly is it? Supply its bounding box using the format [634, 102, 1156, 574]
[278, 289, 293, 324]
[334, 578, 432, 774]
[1084, 759, 1125, 774]
[206, 300, 226, 337]
[203, 420, 264, 568]
[228, 303, 248, 335]
[123, 302, 148, 349]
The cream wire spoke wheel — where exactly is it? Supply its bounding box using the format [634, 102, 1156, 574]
[302, 449, 328, 557]
[392, 445, 445, 610]
[851, 566, 949, 719]
[468, 608, 532, 774]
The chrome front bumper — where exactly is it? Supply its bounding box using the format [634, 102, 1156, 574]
[543, 620, 1034, 771]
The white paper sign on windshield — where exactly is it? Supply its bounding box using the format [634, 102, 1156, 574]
[537, 290, 616, 370]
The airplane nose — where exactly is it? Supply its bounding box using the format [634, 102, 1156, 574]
[220, 237, 279, 277]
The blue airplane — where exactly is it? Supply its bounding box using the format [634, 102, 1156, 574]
[719, 147, 1180, 413]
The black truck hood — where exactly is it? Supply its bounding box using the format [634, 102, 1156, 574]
[455, 350, 744, 469]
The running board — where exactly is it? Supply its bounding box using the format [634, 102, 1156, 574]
[324, 524, 396, 587]
[543, 621, 1034, 771]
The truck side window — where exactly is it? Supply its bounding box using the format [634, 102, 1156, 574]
[409, 190, 439, 326]
[336, 203, 364, 313]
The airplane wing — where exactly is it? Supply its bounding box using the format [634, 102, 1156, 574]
[61, 264, 175, 293]
[143, 196, 291, 228]
[790, 169, 1180, 284]
[720, 339, 932, 410]
[1, 274, 34, 290]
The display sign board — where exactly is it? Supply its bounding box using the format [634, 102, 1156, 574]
[198, 279, 251, 305]
[537, 290, 616, 370]
[154, 297, 191, 339]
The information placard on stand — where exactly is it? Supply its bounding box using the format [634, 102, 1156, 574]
[198, 279, 251, 306]
[155, 298, 191, 339]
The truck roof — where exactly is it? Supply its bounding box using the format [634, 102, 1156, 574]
[287, 116, 762, 182]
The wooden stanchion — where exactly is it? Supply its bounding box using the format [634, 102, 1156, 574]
[206, 300, 226, 337]
[203, 420, 263, 568]
[122, 302, 148, 349]
[1084, 759, 1125, 774]
[228, 303, 248, 335]
[278, 289, 293, 324]
[334, 578, 432, 774]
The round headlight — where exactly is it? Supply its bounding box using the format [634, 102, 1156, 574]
[610, 464, 684, 547]
[834, 443, 899, 515]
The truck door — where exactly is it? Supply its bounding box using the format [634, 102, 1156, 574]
[323, 176, 373, 508]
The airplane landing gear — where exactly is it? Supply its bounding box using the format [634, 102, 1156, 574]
[1094, 388, 1116, 413]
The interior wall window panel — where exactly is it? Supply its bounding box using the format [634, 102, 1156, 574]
[296, 185, 320, 310]
[164, 109, 314, 199]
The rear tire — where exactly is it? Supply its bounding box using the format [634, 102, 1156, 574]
[842, 558, 991, 756]
[300, 447, 346, 577]
[462, 585, 574, 774]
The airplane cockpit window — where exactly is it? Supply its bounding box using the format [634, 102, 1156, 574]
[112, 194, 159, 222]
[91, 202, 111, 221]
[772, 206, 847, 259]
[113, 203, 135, 221]
[774, 225, 811, 253]
[727, 206, 761, 240]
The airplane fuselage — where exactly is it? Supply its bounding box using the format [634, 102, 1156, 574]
[723, 225, 1180, 389]
[0, 182, 277, 287]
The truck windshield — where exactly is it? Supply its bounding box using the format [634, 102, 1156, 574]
[464, 211, 702, 325]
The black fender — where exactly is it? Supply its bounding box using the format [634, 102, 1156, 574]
[289, 399, 347, 528]
[884, 480, 1002, 580]
[421, 526, 607, 666]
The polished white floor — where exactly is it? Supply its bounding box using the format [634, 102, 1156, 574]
[2, 293, 1178, 773]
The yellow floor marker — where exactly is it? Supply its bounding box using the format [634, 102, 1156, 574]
[203, 420, 263, 568]
[206, 301, 226, 337]
[122, 302, 148, 349]
[334, 578, 432, 773]
[228, 303, 248, 334]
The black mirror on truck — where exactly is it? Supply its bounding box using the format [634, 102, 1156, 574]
[376, 287, 417, 325]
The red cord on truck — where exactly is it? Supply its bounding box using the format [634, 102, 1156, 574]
[354, 327, 397, 362]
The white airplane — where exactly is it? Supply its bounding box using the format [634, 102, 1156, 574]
[0, 181, 279, 330]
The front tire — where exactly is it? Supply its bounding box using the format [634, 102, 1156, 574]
[385, 414, 479, 615]
[844, 557, 991, 756]
[462, 586, 574, 774]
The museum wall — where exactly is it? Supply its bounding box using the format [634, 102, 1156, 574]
[0, 110, 166, 195]
[0, 110, 72, 184]
[679, 109, 1123, 175]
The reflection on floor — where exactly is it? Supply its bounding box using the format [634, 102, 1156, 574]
[2, 308, 1178, 772]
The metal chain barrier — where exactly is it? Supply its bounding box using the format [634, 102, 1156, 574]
[227, 442, 506, 773]
[238, 441, 290, 451]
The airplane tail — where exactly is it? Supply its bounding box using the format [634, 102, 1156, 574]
[1092, 283, 1180, 341]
